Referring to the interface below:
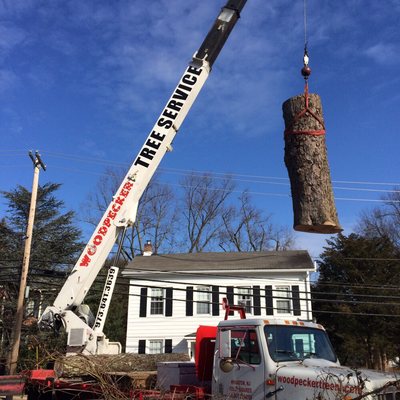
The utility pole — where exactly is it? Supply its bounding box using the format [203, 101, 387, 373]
[7, 151, 46, 375]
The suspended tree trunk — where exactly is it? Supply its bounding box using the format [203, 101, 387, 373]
[282, 92, 342, 234]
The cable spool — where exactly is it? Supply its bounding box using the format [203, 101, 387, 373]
[282, 0, 342, 234]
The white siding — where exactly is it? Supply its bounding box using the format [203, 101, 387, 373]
[125, 272, 313, 355]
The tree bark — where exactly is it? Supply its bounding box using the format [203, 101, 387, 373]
[282, 93, 342, 234]
[55, 353, 190, 377]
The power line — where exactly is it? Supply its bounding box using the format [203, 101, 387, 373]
[5, 273, 400, 318]
[38, 152, 400, 187]
[0, 150, 27, 155]
[19, 277, 400, 319]
[9, 150, 400, 194]
[314, 256, 400, 261]
[43, 165, 107, 178]
[41, 164, 396, 203]
[4, 150, 398, 204]
[4, 262, 400, 299]
[119, 265, 400, 291]
[17, 273, 400, 310]
[5, 270, 400, 305]
[4, 258, 400, 292]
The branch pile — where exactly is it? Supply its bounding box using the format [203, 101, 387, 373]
[55, 353, 190, 378]
[51, 353, 191, 399]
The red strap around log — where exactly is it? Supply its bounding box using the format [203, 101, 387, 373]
[284, 82, 326, 136]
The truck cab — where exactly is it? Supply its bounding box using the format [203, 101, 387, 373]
[204, 318, 400, 400]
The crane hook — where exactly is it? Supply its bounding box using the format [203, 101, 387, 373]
[301, 46, 311, 80]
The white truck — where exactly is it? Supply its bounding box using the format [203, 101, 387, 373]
[200, 305, 400, 400]
[150, 300, 400, 400]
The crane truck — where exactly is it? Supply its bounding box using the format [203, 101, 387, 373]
[2, 1, 400, 399]
[12, 301, 400, 399]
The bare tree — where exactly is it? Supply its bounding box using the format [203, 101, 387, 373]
[83, 167, 122, 226]
[180, 173, 234, 253]
[84, 169, 294, 256]
[269, 226, 295, 251]
[219, 191, 294, 252]
[357, 188, 400, 248]
[82, 167, 178, 258]
[131, 182, 178, 255]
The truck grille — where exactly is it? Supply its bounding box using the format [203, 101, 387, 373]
[373, 388, 400, 400]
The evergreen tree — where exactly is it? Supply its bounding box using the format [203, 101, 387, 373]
[313, 233, 400, 370]
[1, 182, 82, 279]
[0, 183, 82, 366]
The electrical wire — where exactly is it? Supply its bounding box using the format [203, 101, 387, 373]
[19, 279, 400, 319]
[5, 150, 400, 193]
[3, 258, 400, 292]
[3, 154, 399, 206]
[6, 269, 400, 306]
[3, 256, 400, 297]
[4, 272, 400, 318]
[17, 273, 400, 311]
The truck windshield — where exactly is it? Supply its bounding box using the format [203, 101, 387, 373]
[264, 325, 337, 363]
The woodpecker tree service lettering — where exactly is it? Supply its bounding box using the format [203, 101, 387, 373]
[80, 182, 133, 267]
[79, 66, 202, 268]
[134, 65, 202, 168]
[277, 375, 362, 395]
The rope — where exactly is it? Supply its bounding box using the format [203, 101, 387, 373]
[284, 0, 324, 136]
[284, 82, 326, 136]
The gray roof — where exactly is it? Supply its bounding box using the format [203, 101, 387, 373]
[122, 250, 314, 273]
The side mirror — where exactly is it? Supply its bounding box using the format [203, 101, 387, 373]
[219, 329, 231, 358]
[220, 358, 234, 373]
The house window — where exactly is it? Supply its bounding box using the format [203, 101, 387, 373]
[275, 286, 291, 314]
[237, 287, 252, 313]
[150, 288, 164, 315]
[196, 286, 211, 314]
[149, 340, 163, 354]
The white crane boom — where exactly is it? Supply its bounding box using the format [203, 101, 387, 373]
[39, 0, 247, 355]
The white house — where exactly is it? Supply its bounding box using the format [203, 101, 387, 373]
[122, 251, 315, 357]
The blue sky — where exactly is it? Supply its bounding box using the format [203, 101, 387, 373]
[1, 0, 399, 259]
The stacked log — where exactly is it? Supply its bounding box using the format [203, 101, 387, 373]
[282, 92, 342, 234]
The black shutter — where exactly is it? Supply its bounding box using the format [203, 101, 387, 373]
[165, 287, 173, 317]
[292, 285, 301, 316]
[253, 286, 261, 315]
[265, 285, 273, 315]
[227, 286, 234, 315]
[212, 285, 220, 316]
[138, 340, 146, 354]
[165, 339, 173, 353]
[139, 288, 147, 317]
[186, 286, 193, 316]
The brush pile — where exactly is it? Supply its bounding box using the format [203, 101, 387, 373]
[55, 353, 190, 378]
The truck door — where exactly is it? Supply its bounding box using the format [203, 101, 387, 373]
[214, 327, 265, 400]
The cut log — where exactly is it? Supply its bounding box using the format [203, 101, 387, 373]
[54, 353, 190, 378]
[282, 93, 342, 234]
